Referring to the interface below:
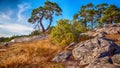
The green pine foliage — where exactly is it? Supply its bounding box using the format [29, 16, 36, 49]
[72, 20, 87, 33]
[28, 1, 62, 32]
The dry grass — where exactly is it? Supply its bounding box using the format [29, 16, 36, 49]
[105, 34, 120, 45]
[0, 37, 65, 68]
[78, 35, 93, 42]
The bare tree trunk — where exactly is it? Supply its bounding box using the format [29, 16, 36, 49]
[109, 17, 113, 24]
[46, 16, 52, 31]
[40, 21, 45, 32]
[39, 16, 45, 32]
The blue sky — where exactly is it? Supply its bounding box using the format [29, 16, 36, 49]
[0, 0, 120, 37]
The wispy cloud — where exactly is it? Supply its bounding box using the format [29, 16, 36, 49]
[0, 3, 33, 37]
[17, 3, 31, 23]
[0, 10, 12, 22]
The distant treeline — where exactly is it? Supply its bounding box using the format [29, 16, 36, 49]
[0, 35, 29, 43]
[0, 30, 43, 43]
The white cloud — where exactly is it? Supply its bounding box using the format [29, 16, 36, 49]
[17, 3, 31, 23]
[0, 24, 33, 33]
[0, 3, 33, 37]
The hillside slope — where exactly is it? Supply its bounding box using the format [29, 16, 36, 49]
[0, 37, 65, 68]
[1, 24, 120, 68]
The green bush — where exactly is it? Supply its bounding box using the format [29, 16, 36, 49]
[29, 30, 42, 36]
[50, 19, 79, 46]
[72, 20, 87, 33]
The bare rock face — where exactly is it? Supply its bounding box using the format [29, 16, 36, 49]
[94, 23, 120, 34]
[92, 32, 106, 37]
[10, 35, 47, 43]
[86, 49, 120, 68]
[111, 53, 120, 66]
[65, 42, 77, 50]
[86, 56, 120, 68]
[80, 23, 120, 37]
[80, 31, 106, 38]
[72, 37, 120, 68]
[52, 51, 71, 62]
[86, 62, 120, 68]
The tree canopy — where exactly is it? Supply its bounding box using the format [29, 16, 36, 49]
[28, 1, 62, 32]
[28, 2, 120, 35]
[73, 3, 120, 29]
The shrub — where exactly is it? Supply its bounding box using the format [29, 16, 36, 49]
[72, 20, 87, 33]
[50, 19, 79, 46]
[29, 30, 42, 36]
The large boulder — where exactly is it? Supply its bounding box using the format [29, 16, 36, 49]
[72, 37, 120, 67]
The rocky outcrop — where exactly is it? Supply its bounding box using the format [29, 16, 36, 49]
[86, 56, 120, 68]
[72, 37, 120, 68]
[80, 31, 106, 38]
[10, 35, 47, 43]
[73, 38, 114, 64]
[52, 37, 120, 67]
[52, 51, 71, 62]
[94, 23, 120, 34]
[52, 23, 120, 68]
[52, 42, 76, 63]
[80, 23, 120, 37]
[0, 35, 48, 47]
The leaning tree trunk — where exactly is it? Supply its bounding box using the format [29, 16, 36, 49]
[40, 21, 45, 32]
[46, 16, 52, 31]
[39, 16, 45, 32]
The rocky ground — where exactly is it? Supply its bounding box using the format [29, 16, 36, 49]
[52, 23, 120, 68]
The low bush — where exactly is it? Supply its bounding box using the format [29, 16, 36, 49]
[50, 19, 79, 46]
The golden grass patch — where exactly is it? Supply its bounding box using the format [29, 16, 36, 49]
[0, 37, 65, 68]
[106, 34, 120, 45]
